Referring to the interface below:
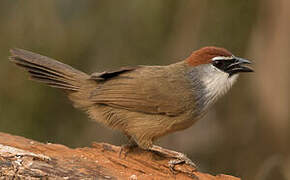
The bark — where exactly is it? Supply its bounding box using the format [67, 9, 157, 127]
[0, 132, 239, 180]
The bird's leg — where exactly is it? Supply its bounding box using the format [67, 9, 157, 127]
[150, 145, 197, 170]
[119, 134, 138, 158]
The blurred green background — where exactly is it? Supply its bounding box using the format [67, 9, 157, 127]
[0, 1, 289, 179]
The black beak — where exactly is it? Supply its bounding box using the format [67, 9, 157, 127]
[226, 57, 254, 76]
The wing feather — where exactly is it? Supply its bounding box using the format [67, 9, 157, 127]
[90, 65, 193, 116]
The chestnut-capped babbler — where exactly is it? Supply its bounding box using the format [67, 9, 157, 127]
[9, 47, 253, 167]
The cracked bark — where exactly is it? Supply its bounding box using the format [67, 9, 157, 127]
[0, 132, 240, 180]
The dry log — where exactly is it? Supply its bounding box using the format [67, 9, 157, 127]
[0, 132, 240, 180]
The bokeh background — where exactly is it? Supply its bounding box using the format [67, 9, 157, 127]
[0, 1, 289, 179]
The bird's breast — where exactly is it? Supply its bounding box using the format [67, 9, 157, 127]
[185, 64, 238, 117]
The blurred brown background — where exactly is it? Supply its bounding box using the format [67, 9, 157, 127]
[0, 1, 289, 179]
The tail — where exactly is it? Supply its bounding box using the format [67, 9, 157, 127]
[9, 48, 90, 91]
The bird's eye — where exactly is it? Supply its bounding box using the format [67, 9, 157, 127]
[212, 60, 229, 71]
[213, 60, 225, 68]
[213, 60, 222, 66]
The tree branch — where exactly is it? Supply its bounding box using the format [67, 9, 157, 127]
[0, 132, 239, 179]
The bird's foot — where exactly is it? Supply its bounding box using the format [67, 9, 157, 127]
[118, 143, 138, 158]
[168, 152, 197, 172]
[150, 145, 197, 171]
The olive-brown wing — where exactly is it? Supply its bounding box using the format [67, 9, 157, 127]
[89, 66, 191, 116]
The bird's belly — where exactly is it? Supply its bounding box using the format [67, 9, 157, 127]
[167, 112, 201, 133]
[86, 105, 201, 148]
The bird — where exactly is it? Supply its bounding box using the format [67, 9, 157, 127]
[9, 46, 253, 167]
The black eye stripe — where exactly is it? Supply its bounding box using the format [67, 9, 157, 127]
[212, 59, 235, 71]
[212, 57, 253, 76]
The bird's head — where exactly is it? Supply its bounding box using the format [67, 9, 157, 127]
[186, 46, 253, 77]
[185, 46, 253, 110]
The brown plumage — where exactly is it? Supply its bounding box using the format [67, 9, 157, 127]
[186, 46, 233, 66]
[9, 47, 252, 151]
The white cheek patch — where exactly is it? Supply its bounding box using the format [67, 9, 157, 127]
[200, 64, 238, 105]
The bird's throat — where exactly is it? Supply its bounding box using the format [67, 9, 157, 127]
[187, 64, 238, 115]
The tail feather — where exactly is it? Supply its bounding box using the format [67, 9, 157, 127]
[30, 74, 79, 90]
[9, 48, 90, 91]
[13, 58, 79, 90]
[12, 56, 78, 81]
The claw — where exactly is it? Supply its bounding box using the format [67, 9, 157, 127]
[150, 145, 197, 171]
[168, 153, 197, 172]
[118, 143, 138, 158]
